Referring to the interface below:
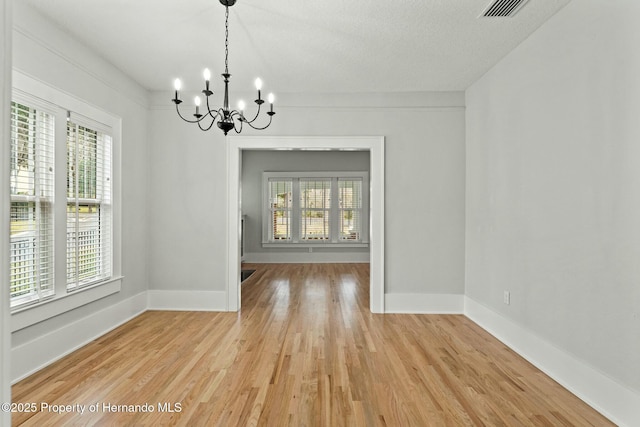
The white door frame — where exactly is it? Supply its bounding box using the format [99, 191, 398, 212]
[226, 136, 385, 313]
[1, 0, 12, 423]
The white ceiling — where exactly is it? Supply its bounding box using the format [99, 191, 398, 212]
[23, 0, 571, 94]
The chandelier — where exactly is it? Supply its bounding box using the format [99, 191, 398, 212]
[171, 0, 275, 135]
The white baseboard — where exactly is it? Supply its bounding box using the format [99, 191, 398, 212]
[385, 293, 464, 314]
[464, 297, 640, 427]
[11, 292, 147, 384]
[147, 290, 227, 311]
[244, 252, 369, 263]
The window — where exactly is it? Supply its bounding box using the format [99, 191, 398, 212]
[66, 121, 112, 290]
[268, 179, 292, 241]
[9, 102, 55, 307]
[338, 178, 363, 241]
[9, 73, 121, 322]
[263, 172, 368, 245]
[300, 179, 331, 241]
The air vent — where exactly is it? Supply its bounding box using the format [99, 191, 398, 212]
[481, 0, 530, 17]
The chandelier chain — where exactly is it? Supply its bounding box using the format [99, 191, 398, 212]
[224, 5, 229, 74]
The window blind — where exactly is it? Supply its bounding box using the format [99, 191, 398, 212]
[66, 120, 112, 290]
[338, 178, 362, 241]
[268, 179, 292, 241]
[300, 179, 331, 241]
[9, 102, 55, 308]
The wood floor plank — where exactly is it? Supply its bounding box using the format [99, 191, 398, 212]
[11, 263, 614, 426]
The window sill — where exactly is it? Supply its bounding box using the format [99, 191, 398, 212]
[262, 242, 369, 248]
[10, 276, 123, 332]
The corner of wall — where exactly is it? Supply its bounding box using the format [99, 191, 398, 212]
[464, 297, 640, 426]
[11, 292, 147, 383]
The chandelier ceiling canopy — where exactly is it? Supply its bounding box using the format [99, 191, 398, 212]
[171, 0, 275, 135]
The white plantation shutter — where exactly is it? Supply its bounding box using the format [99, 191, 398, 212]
[66, 119, 112, 290]
[338, 178, 362, 241]
[268, 179, 292, 241]
[9, 102, 55, 307]
[300, 179, 331, 241]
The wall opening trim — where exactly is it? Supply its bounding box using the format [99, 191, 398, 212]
[227, 136, 385, 313]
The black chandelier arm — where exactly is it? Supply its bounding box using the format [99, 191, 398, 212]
[204, 93, 215, 114]
[196, 112, 219, 132]
[174, 101, 207, 123]
[233, 116, 244, 134]
[241, 113, 274, 131]
[242, 102, 263, 124]
[226, 109, 242, 133]
[176, 104, 221, 125]
[175, 102, 229, 133]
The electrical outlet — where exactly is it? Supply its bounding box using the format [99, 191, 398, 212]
[503, 291, 510, 305]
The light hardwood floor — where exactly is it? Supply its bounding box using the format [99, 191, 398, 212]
[12, 263, 613, 426]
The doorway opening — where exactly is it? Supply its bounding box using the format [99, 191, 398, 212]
[227, 136, 385, 313]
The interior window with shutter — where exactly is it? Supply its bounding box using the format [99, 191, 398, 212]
[300, 179, 331, 241]
[338, 178, 362, 241]
[66, 120, 112, 290]
[263, 172, 368, 246]
[268, 178, 292, 241]
[9, 102, 55, 308]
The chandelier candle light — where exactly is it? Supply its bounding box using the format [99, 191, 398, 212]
[171, 0, 275, 135]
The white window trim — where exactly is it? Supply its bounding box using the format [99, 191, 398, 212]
[261, 171, 369, 247]
[10, 70, 122, 332]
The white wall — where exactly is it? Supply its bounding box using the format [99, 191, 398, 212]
[1, 0, 13, 421]
[466, 0, 640, 420]
[241, 150, 370, 262]
[9, 2, 149, 377]
[148, 91, 466, 297]
[146, 102, 229, 293]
